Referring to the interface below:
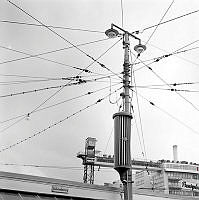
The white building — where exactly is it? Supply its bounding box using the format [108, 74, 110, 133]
[135, 161, 199, 197]
[0, 170, 199, 200]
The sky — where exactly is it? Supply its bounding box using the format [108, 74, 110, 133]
[0, 0, 199, 185]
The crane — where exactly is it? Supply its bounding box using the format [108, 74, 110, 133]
[77, 137, 162, 184]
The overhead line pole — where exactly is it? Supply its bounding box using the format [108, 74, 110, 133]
[105, 24, 146, 200]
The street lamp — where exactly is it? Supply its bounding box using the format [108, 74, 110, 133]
[105, 24, 146, 200]
[134, 43, 146, 56]
[105, 28, 119, 38]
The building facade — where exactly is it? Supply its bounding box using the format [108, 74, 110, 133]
[135, 161, 199, 197]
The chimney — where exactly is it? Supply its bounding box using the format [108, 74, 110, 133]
[173, 145, 178, 163]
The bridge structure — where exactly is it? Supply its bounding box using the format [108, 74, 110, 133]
[77, 151, 162, 184]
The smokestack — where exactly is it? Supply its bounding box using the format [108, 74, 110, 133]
[173, 145, 178, 163]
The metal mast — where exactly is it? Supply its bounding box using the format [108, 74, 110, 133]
[105, 24, 146, 200]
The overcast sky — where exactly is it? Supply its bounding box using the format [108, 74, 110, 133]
[0, 0, 199, 185]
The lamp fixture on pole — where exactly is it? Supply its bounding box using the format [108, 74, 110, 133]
[105, 24, 146, 200]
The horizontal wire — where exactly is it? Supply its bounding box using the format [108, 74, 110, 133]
[0, 75, 118, 98]
[0, 20, 104, 34]
[0, 73, 121, 86]
[137, 58, 199, 113]
[131, 81, 199, 88]
[0, 162, 83, 170]
[134, 46, 199, 67]
[134, 86, 199, 93]
[0, 38, 122, 132]
[0, 82, 121, 125]
[0, 45, 92, 73]
[131, 89, 199, 136]
[5, 0, 123, 125]
[0, 38, 110, 74]
[6, 0, 118, 77]
[0, 86, 122, 153]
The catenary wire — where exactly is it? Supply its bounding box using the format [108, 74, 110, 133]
[130, 89, 199, 136]
[0, 20, 104, 34]
[131, 107, 146, 159]
[138, 58, 199, 113]
[0, 37, 111, 74]
[0, 72, 121, 86]
[0, 45, 93, 73]
[0, 39, 122, 124]
[6, 0, 119, 76]
[0, 82, 121, 126]
[135, 81, 199, 88]
[0, 75, 121, 98]
[145, 0, 175, 45]
[103, 127, 113, 155]
[132, 9, 199, 34]
[134, 40, 199, 72]
[5, 0, 123, 122]
[134, 86, 199, 93]
[134, 46, 199, 68]
[130, 50, 148, 160]
[0, 86, 122, 153]
[19, 38, 122, 120]
[0, 162, 83, 170]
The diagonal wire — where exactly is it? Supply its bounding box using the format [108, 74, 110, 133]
[0, 75, 118, 98]
[134, 40, 199, 72]
[132, 9, 199, 34]
[137, 57, 199, 113]
[145, 0, 175, 45]
[6, 0, 116, 75]
[0, 20, 104, 34]
[103, 127, 113, 154]
[130, 51, 147, 160]
[131, 89, 199, 136]
[0, 87, 122, 153]
[19, 38, 122, 125]
[0, 37, 110, 73]
[131, 108, 146, 159]
[6, 1, 123, 117]
[0, 82, 121, 131]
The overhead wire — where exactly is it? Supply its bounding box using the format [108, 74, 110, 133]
[130, 89, 199, 136]
[132, 9, 199, 34]
[0, 72, 121, 86]
[134, 40, 199, 72]
[130, 49, 148, 161]
[135, 86, 199, 93]
[0, 75, 121, 98]
[135, 81, 199, 88]
[0, 162, 83, 170]
[134, 46, 199, 69]
[0, 20, 104, 34]
[6, 0, 119, 77]
[0, 86, 122, 153]
[145, 0, 175, 45]
[0, 82, 122, 129]
[5, 1, 123, 131]
[14, 38, 122, 125]
[103, 127, 113, 155]
[137, 58, 199, 113]
[0, 37, 111, 74]
[131, 107, 146, 159]
[0, 45, 92, 74]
